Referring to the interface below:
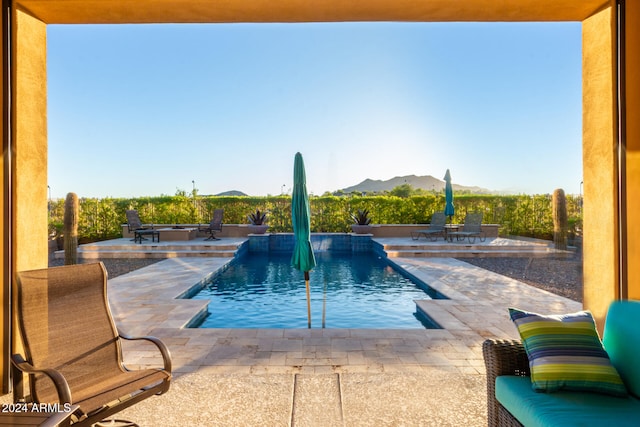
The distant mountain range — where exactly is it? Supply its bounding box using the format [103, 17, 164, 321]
[215, 190, 248, 196]
[213, 174, 494, 197]
[339, 174, 492, 194]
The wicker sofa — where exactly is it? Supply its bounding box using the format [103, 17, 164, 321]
[482, 300, 640, 427]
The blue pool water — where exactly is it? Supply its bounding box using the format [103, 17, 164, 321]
[189, 252, 444, 329]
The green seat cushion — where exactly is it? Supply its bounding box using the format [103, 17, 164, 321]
[496, 375, 640, 427]
[509, 308, 627, 397]
[603, 300, 640, 398]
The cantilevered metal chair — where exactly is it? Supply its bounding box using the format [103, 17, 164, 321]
[12, 262, 172, 427]
[198, 208, 224, 240]
[126, 209, 159, 243]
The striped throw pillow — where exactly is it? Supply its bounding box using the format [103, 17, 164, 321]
[509, 308, 627, 397]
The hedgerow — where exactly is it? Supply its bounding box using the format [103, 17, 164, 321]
[48, 193, 582, 243]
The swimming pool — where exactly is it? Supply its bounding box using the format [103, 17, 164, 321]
[189, 252, 445, 329]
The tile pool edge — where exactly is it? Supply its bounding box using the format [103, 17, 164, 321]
[180, 241, 448, 329]
[175, 242, 248, 300]
[176, 258, 233, 300]
[383, 256, 449, 301]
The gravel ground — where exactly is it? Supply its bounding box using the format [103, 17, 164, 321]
[49, 250, 583, 302]
[457, 251, 583, 302]
[48, 255, 163, 279]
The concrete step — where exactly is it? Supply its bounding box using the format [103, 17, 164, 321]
[55, 249, 238, 259]
[383, 243, 553, 252]
[79, 243, 241, 252]
[386, 248, 573, 258]
[381, 240, 564, 258]
[54, 237, 245, 260]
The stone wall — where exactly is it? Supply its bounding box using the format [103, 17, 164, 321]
[121, 223, 501, 239]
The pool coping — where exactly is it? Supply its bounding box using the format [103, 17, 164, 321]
[180, 252, 449, 329]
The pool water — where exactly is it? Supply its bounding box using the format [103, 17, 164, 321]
[190, 252, 443, 329]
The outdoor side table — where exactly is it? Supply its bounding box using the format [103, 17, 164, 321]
[444, 224, 459, 242]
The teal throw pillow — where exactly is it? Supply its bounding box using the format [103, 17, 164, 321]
[509, 307, 627, 397]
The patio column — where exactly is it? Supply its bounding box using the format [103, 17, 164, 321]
[581, 5, 619, 325]
[12, 7, 48, 273]
[0, 0, 9, 394]
[624, 1, 640, 300]
[6, 7, 48, 393]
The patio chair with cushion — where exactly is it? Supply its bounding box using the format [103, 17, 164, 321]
[126, 209, 159, 243]
[411, 211, 447, 241]
[448, 212, 486, 243]
[483, 302, 640, 427]
[12, 262, 172, 427]
[198, 208, 224, 240]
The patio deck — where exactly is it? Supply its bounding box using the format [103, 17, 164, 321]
[84, 236, 580, 426]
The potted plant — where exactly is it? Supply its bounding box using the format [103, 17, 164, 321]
[350, 209, 373, 234]
[248, 209, 269, 234]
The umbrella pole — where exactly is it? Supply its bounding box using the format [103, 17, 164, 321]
[305, 271, 311, 328]
[322, 277, 327, 328]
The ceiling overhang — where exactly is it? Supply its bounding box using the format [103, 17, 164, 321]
[15, 0, 611, 25]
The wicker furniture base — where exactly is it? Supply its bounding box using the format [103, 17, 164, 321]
[482, 339, 529, 427]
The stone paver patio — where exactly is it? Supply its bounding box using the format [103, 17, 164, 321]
[100, 237, 580, 426]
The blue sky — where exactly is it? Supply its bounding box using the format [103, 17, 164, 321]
[47, 22, 582, 199]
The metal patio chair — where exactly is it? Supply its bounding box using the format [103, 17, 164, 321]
[411, 211, 447, 241]
[12, 262, 172, 426]
[448, 212, 486, 243]
[126, 209, 159, 243]
[198, 208, 224, 240]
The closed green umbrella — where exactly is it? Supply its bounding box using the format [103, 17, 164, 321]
[444, 169, 455, 224]
[291, 152, 316, 328]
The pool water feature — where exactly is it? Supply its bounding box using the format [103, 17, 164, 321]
[189, 252, 445, 329]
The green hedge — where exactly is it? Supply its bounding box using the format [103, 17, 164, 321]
[48, 194, 583, 243]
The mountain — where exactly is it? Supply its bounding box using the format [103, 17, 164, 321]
[338, 174, 491, 194]
[215, 190, 248, 196]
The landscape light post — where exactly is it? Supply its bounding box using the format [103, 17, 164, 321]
[192, 180, 197, 223]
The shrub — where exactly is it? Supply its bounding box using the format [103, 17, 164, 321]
[47, 193, 582, 242]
